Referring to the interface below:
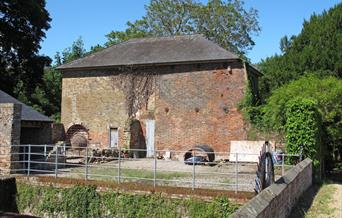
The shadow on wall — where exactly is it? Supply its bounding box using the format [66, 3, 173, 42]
[129, 119, 146, 158]
[0, 177, 18, 213]
[66, 124, 89, 148]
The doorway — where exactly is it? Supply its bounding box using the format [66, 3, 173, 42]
[110, 128, 118, 148]
[145, 119, 155, 157]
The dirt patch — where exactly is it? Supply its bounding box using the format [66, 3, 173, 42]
[331, 183, 342, 218]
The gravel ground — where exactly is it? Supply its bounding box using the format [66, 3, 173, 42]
[57, 158, 262, 192]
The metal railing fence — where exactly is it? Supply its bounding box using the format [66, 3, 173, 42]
[0, 144, 302, 192]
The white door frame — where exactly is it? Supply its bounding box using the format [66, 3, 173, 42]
[145, 119, 155, 157]
[109, 128, 119, 148]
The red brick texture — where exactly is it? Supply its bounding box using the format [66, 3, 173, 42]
[61, 61, 255, 154]
[155, 63, 247, 153]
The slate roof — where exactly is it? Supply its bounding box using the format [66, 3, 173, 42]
[0, 90, 51, 122]
[57, 34, 240, 70]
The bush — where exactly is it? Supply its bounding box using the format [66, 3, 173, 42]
[285, 98, 322, 168]
[16, 183, 239, 218]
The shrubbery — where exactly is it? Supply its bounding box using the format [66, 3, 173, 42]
[284, 98, 322, 168]
[16, 183, 239, 218]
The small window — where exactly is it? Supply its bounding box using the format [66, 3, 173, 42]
[110, 128, 118, 148]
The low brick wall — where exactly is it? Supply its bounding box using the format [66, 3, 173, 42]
[231, 158, 312, 218]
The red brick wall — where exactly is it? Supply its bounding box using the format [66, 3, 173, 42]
[154, 62, 247, 153]
[61, 61, 251, 153]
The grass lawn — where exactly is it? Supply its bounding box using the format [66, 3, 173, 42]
[291, 181, 341, 218]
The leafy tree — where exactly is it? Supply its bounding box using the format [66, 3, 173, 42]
[61, 37, 86, 64]
[194, 0, 260, 56]
[258, 3, 342, 101]
[262, 75, 342, 163]
[32, 37, 88, 122]
[31, 68, 62, 121]
[106, 0, 260, 56]
[0, 0, 51, 103]
[144, 0, 197, 36]
[105, 20, 150, 46]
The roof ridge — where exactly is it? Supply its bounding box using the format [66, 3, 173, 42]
[123, 34, 204, 43]
[57, 34, 241, 70]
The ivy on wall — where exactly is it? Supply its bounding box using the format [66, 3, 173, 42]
[285, 98, 322, 168]
[16, 183, 239, 218]
[111, 66, 158, 118]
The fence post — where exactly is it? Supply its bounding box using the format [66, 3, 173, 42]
[27, 145, 31, 177]
[281, 153, 285, 176]
[44, 144, 47, 157]
[153, 150, 157, 188]
[55, 146, 58, 178]
[23, 145, 26, 174]
[299, 145, 303, 161]
[235, 153, 238, 193]
[118, 147, 121, 184]
[85, 147, 88, 181]
[192, 156, 195, 190]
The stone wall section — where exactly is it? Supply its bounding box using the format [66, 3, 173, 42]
[61, 75, 128, 148]
[231, 158, 313, 218]
[0, 103, 21, 172]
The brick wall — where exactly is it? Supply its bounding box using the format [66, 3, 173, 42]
[231, 158, 313, 218]
[155, 62, 247, 154]
[0, 103, 21, 172]
[61, 61, 253, 154]
[61, 74, 128, 148]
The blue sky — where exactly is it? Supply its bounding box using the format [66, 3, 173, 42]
[39, 0, 340, 64]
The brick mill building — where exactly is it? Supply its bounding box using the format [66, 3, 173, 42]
[57, 35, 261, 157]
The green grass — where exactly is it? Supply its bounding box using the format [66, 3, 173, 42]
[304, 183, 337, 217]
[291, 182, 338, 217]
[69, 166, 190, 181]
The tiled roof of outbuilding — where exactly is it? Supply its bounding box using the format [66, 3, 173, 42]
[0, 90, 51, 122]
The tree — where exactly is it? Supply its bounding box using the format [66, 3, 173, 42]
[0, 0, 51, 103]
[106, 0, 260, 56]
[105, 20, 150, 46]
[194, 0, 260, 56]
[32, 37, 88, 122]
[144, 0, 197, 36]
[61, 37, 86, 64]
[258, 3, 342, 101]
[262, 75, 342, 164]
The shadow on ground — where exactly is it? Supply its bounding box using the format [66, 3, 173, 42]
[0, 212, 39, 218]
[289, 185, 319, 217]
[290, 169, 342, 218]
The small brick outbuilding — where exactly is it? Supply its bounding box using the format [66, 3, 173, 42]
[0, 90, 53, 171]
[57, 35, 261, 157]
